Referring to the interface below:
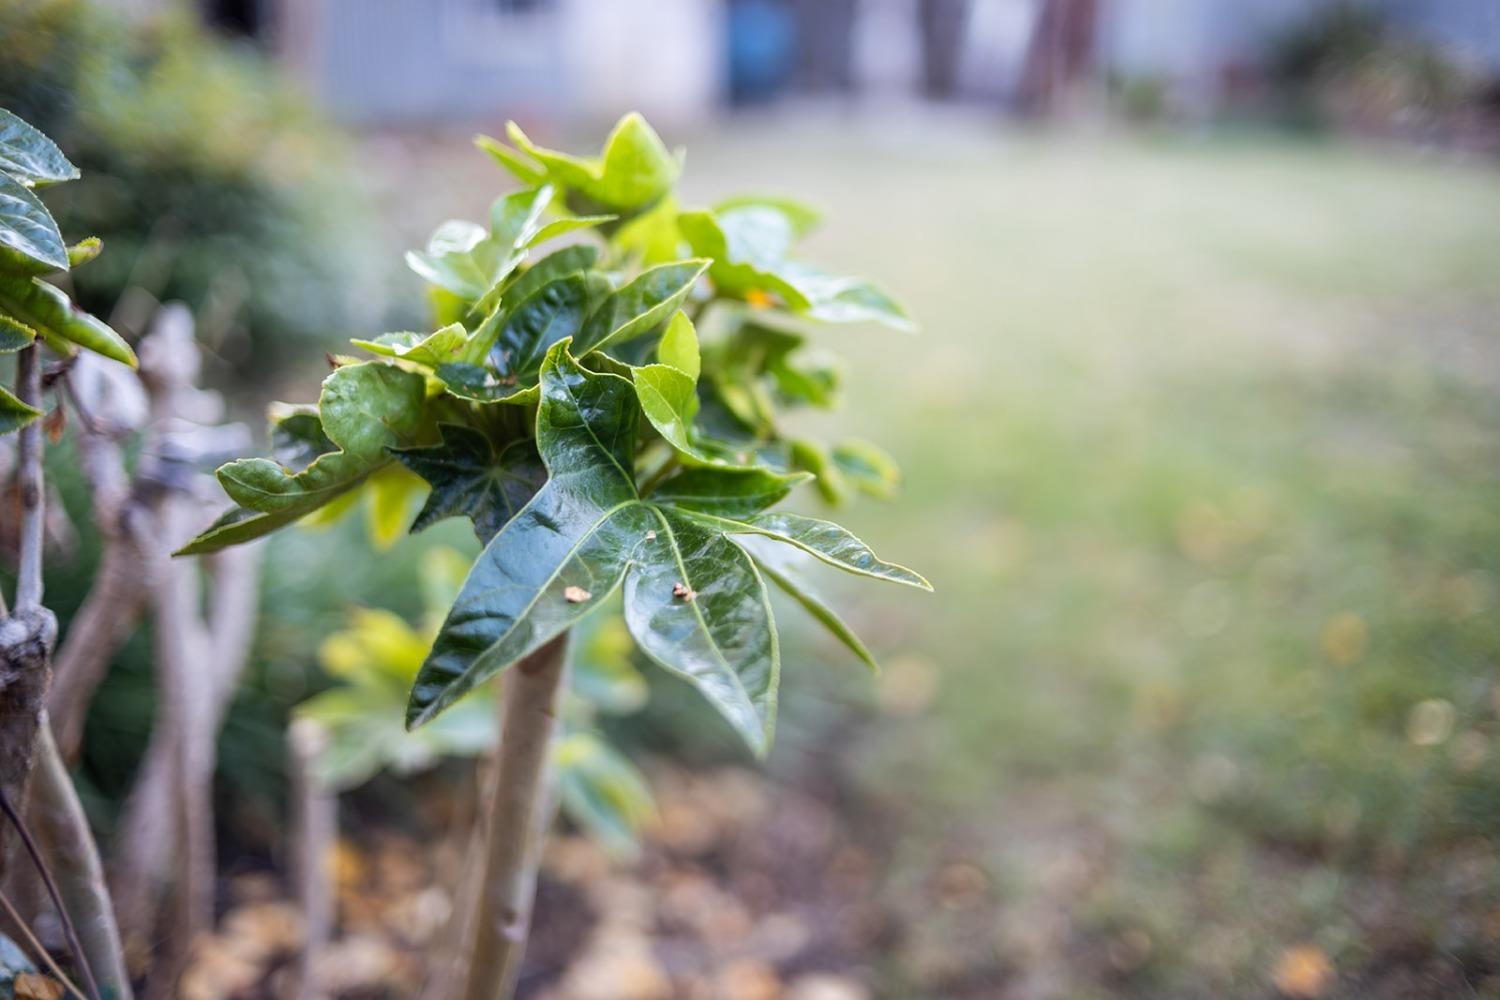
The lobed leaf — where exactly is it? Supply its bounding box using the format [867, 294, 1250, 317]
[391, 423, 546, 543]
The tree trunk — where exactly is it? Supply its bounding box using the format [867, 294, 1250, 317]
[1017, 0, 1102, 117]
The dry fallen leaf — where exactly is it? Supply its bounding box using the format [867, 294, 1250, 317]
[13, 973, 65, 1000]
[1272, 944, 1333, 998]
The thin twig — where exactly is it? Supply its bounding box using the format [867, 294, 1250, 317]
[15, 344, 45, 612]
[0, 884, 90, 1000]
[0, 783, 100, 1000]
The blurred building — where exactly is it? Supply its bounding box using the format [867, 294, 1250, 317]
[104, 0, 1500, 125]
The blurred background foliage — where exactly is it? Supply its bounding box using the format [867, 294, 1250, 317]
[0, 0, 383, 390]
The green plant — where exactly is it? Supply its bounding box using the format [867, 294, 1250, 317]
[1, 107, 136, 1000]
[183, 112, 928, 999]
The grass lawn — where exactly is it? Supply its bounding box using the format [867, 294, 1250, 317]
[657, 117, 1500, 999]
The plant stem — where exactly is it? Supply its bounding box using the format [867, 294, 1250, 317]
[15, 344, 44, 612]
[26, 723, 129, 999]
[457, 634, 568, 1000]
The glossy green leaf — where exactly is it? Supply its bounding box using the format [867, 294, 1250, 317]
[0, 170, 67, 273]
[269, 405, 335, 471]
[613, 195, 684, 266]
[0, 108, 79, 187]
[391, 423, 546, 542]
[683, 509, 932, 590]
[623, 505, 779, 753]
[409, 343, 785, 754]
[631, 361, 699, 458]
[179, 363, 429, 555]
[648, 466, 809, 518]
[754, 554, 878, 673]
[0, 313, 34, 352]
[681, 207, 911, 329]
[495, 245, 599, 316]
[0, 272, 135, 365]
[489, 274, 592, 380]
[432, 361, 540, 406]
[556, 730, 654, 857]
[574, 259, 708, 357]
[407, 344, 648, 726]
[0, 384, 42, 435]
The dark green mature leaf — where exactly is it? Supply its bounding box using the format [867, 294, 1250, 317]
[0, 170, 67, 273]
[408, 345, 652, 728]
[0, 272, 134, 365]
[391, 423, 546, 542]
[179, 363, 429, 555]
[0, 384, 41, 434]
[408, 339, 924, 752]
[0, 109, 78, 187]
[499, 245, 599, 315]
[649, 466, 809, 518]
[754, 554, 878, 673]
[622, 505, 780, 751]
[574, 259, 709, 356]
[682, 510, 932, 590]
[488, 275, 592, 379]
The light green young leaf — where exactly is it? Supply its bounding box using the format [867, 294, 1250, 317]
[352, 323, 468, 369]
[504, 113, 679, 213]
[656, 311, 699, 379]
